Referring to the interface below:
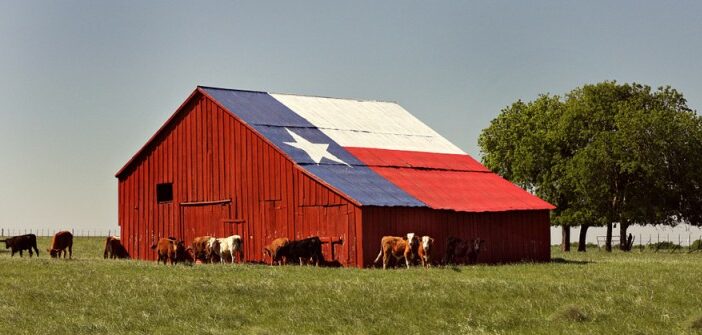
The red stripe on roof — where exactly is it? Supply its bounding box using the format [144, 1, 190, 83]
[345, 147, 489, 171]
[347, 148, 555, 212]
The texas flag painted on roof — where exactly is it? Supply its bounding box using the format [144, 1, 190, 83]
[201, 86, 555, 212]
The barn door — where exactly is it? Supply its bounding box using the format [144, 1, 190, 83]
[261, 200, 283, 242]
[299, 204, 348, 265]
[180, 200, 233, 244]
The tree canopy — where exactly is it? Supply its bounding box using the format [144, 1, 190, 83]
[479, 82, 702, 251]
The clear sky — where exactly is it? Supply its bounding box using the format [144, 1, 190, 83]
[1, 1, 701, 232]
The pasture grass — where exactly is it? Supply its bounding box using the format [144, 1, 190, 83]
[0, 237, 701, 334]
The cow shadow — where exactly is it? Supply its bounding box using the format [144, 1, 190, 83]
[550, 257, 591, 265]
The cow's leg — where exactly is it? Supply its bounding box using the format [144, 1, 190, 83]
[19, 250, 23, 257]
[28, 249, 33, 258]
[69, 245, 72, 259]
[383, 253, 389, 270]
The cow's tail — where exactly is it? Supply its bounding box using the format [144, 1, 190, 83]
[373, 248, 383, 265]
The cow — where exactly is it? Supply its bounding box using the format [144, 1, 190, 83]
[216, 235, 244, 264]
[151, 237, 188, 265]
[373, 233, 420, 270]
[263, 237, 290, 265]
[277, 236, 324, 266]
[48, 231, 73, 259]
[192, 236, 213, 262]
[103, 236, 129, 259]
[206, 237, 221, 263]
[418, 235, 435, 268]
[443, 237, 485, 265]
[1, 234, 40, 257]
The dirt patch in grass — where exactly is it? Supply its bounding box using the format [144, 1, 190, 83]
[552, 305, 588, 322]
[690, 315, 702, 332]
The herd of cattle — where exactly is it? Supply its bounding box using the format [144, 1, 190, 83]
[1, 231, 485, 268]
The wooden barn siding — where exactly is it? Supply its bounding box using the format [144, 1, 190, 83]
[118, 93, 362, 266]
[361, 207, 550, 267]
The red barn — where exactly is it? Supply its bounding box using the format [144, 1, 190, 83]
[115, 86, 554, 267]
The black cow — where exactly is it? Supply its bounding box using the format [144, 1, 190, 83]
[1, 234, 40, 257]
[278, 236, 324, 266]
[104, 236, 130, 259]
[443, 236, 485, 265]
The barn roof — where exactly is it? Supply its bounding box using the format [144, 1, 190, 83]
[117, 86, 554, 212]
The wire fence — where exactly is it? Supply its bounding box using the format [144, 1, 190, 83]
[0, 228, 118, 238]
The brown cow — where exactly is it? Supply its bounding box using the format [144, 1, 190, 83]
[103, 236, 129, 259]
[192, 236, 213, 263]
[151, 238, 188, 265]
[48, 231, 73, 259]
[263, 237, 290, 265]
[418, 235, 435, 269]
[373, 233, 420, 270]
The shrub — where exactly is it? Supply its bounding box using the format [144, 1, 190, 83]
[690, 239, 702, 251]
[647, 241, 681, 250]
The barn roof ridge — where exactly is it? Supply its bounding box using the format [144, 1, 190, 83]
[197, 85, 399, 104]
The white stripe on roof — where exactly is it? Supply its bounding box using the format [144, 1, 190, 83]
[271, 93, 464, 154]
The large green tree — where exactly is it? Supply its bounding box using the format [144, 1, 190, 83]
[479, 82, 702, 251]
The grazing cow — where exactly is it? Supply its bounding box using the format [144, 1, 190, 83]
[1, 234, 40, 257]
[443, 237, 485, 265]
[192, 236, 213, 262]
[216, 235, 244, 264]
[277, 236, 324, 266]
[103, 236, 129, 259]
[151, 238, 188, 265]
[373, 233, 420, 270]
[418, 235, 435, 268]
[48, 231, 73, 259]
[263, 237, 290, 265]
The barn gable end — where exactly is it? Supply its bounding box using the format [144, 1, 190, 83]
[117, 90, 363, 266]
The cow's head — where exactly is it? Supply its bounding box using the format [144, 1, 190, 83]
[421, 236, 433, 252]
[47, 248, 59, 258]
[406, 233, 419, 250]
[472, 238, 485, 252]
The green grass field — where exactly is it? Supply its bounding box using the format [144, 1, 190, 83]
[1, 237, 701, 334]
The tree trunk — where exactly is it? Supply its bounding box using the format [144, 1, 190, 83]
[619, 222, 630, 251]
[578, 225, 589, 252]
[605, 222, 613, 252]
[561, 226, 571, 252]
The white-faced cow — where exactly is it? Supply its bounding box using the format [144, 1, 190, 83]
[373, 233, 420, 270]
[418, 235, 435, 268]
[48, 231, 73, 259]
[1, 234, 40, 257]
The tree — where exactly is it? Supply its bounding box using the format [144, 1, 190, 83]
[479, 82, 702, 252]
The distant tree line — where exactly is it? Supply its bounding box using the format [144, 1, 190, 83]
[479, 81, 702, 251]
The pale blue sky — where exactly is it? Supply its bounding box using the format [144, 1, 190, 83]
[1, 1, 701, 231]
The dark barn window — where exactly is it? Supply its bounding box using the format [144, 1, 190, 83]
[156, 183, 173, 203]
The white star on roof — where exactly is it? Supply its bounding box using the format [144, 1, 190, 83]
[284, 128, 349, 166]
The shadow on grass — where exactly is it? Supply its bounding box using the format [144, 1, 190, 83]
[551, 257, 591, 265]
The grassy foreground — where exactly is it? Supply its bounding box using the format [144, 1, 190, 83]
[0, 237, 701, 334]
